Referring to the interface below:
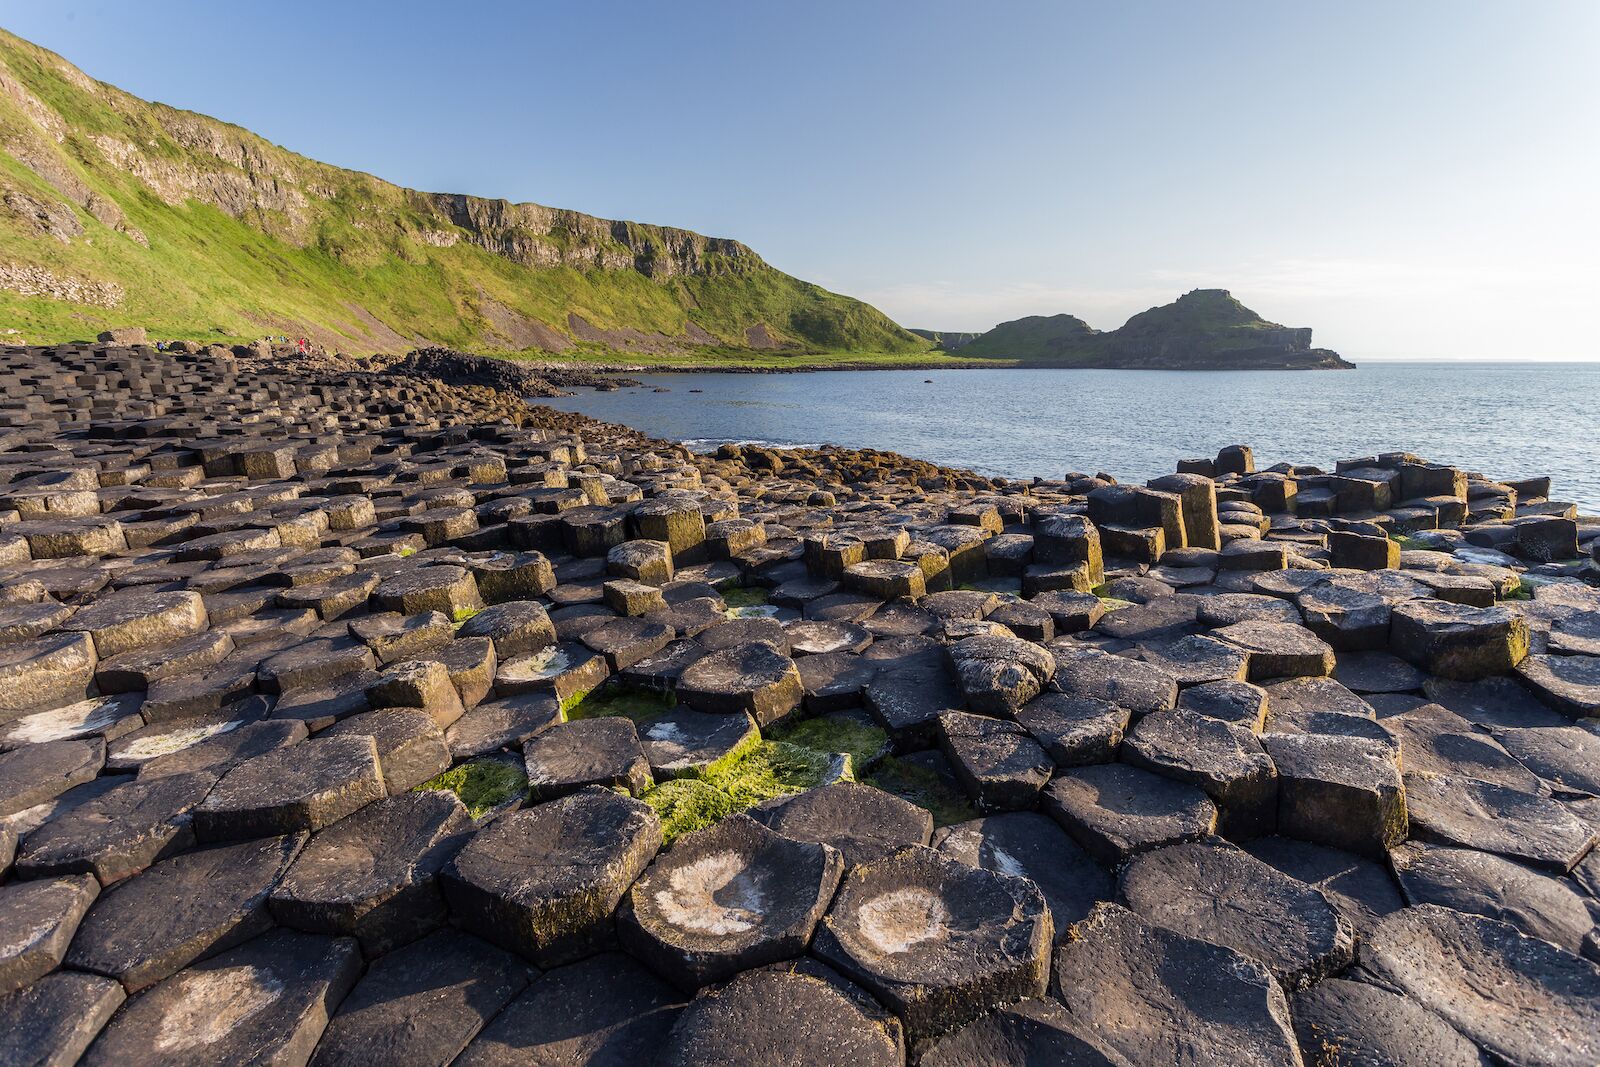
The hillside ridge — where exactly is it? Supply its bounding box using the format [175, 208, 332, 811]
[0, 28, 926, 356]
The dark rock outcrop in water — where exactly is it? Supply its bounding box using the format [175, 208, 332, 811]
[0, 339, 1594, 1064]
[927, 289, 1354, 369]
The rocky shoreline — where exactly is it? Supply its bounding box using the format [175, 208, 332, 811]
[0, 339, 1596, 1066]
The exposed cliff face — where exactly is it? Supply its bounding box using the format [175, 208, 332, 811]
[0, 29, 924, 356]
[942, 290, 1352, 369]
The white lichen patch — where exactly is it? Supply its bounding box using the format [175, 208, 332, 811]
[501, 647, 571, 682]
[988, 846, 1027, 880]
[1, 697, 130, 745]
[655, 850, 768, 936]
[857, 887, 951, 955]
[117, 719, 243, 762]
[724, 605, 782, 620]
[152, 965, 283, 1052]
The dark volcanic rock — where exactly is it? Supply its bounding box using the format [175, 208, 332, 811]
[455, 951, 686, 1067]
[440, 786, 661, 967]
[934, 811, 1113, 933]
[192, 733, 385, 841]
[65, 833, 304, 991]
[937, 711, 1053, 811]
[1121, 709, 1277, 838]
[1404, 770, 1596, 872]
[1290, 977, 1484, 1067]
[308, 928, 533, 1067]
[1360, 904, 1600, 1067]
[920, 998, 1128, 1066]
[523, 716, 653, 800]
[1051, 902, 1302, 1067]
[1042, 763, 1217, 865]
[270, 790, 472, 955]
[811, 846, 1052, 1041]
[619, 813, 843, 990]
[0, 873, 99, 994]
[80, 930, 361, 1067]
[658, 964, 904, 1067]
[0, 970, 126, 1067]
[1117, 840, 1356, 988]
[751, 781, 932, 868]
[1014, 694, 1129, 766]
[15, 771, 216, 884]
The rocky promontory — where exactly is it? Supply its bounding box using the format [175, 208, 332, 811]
[925, 289, 1354, 369]
[0, 339, 1595, 1065]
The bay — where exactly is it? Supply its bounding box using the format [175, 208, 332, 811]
[540, 363, 1600, 511]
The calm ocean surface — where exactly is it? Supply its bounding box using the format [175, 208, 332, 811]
[539, 363, 1600, 512]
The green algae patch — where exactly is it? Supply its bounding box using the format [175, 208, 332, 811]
[771, 714, 890, 774]
[564, 684, 676, 723]
[866, 756, 978, 827]
[720, 586, 770, 609]
[640, 738, 852, 842]
[642, 778, 735, 842]
[451, 605, 482, 629]
[1098, 597, 1137, 613]
[704, 740, 851, 809]
[416, 759, 527, 819]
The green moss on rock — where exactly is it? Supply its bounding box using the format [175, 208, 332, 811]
[771, 714, 890, 774]
[564, 684, 677, 723]
[416, 758, 527, 819]
[641, 778, 735, 841]
[865, 756, 978, 827]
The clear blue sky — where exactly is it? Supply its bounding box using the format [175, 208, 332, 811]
[4, 0, 1596, 359]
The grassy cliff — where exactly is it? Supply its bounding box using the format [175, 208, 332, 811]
[0, 28, 930, 358]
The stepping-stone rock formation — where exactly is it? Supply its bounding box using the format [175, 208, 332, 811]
[0, 341, 1596, 1062]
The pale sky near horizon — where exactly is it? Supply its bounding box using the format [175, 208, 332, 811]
[3, 0, 1596, 360]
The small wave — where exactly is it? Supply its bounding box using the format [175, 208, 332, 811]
[681, 437, 824, 452]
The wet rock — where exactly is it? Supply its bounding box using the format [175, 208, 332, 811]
[1390, 600, 1530, 680]
[1404, 771, 1596, 872]
[751, 782, 932, 868]
[1390, 841, 1597, 957]
[79, 930, 361, 1067]
[1051, 902, 1302, 1067]
[1122, 709, 1277, 838]
[309, 928, 533, 1067]
[0, 873, 99, 993]
[1014, 694, 1128, 766]
[0, 970, 126, 1067]
[658, 964, 903, 1067]
[679, 642, 803, 726]
[193, 733, 385, 841]
[1043, 763, 1217, 865]
[0, 737, 104, 818]
[812, 847, 1051, 1041]
[1290, 977, 1484, 1067]
[455, 951, 685, 1067]
[270, 790, 472, 955]
[619, 813, 843, 989]
[524, 716, 652, 800]
[15, 771, 215, 884]
[1360, 904, 1600, 1067]
[440, 787, 661, 967]
[934, 811, 1112, 932]
[1118, 840, 1356, 988]
[65, 832, 304, 991]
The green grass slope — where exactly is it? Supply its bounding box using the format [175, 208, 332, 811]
[954, 313, 1099, 360]
[0, 28, 929, 358]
